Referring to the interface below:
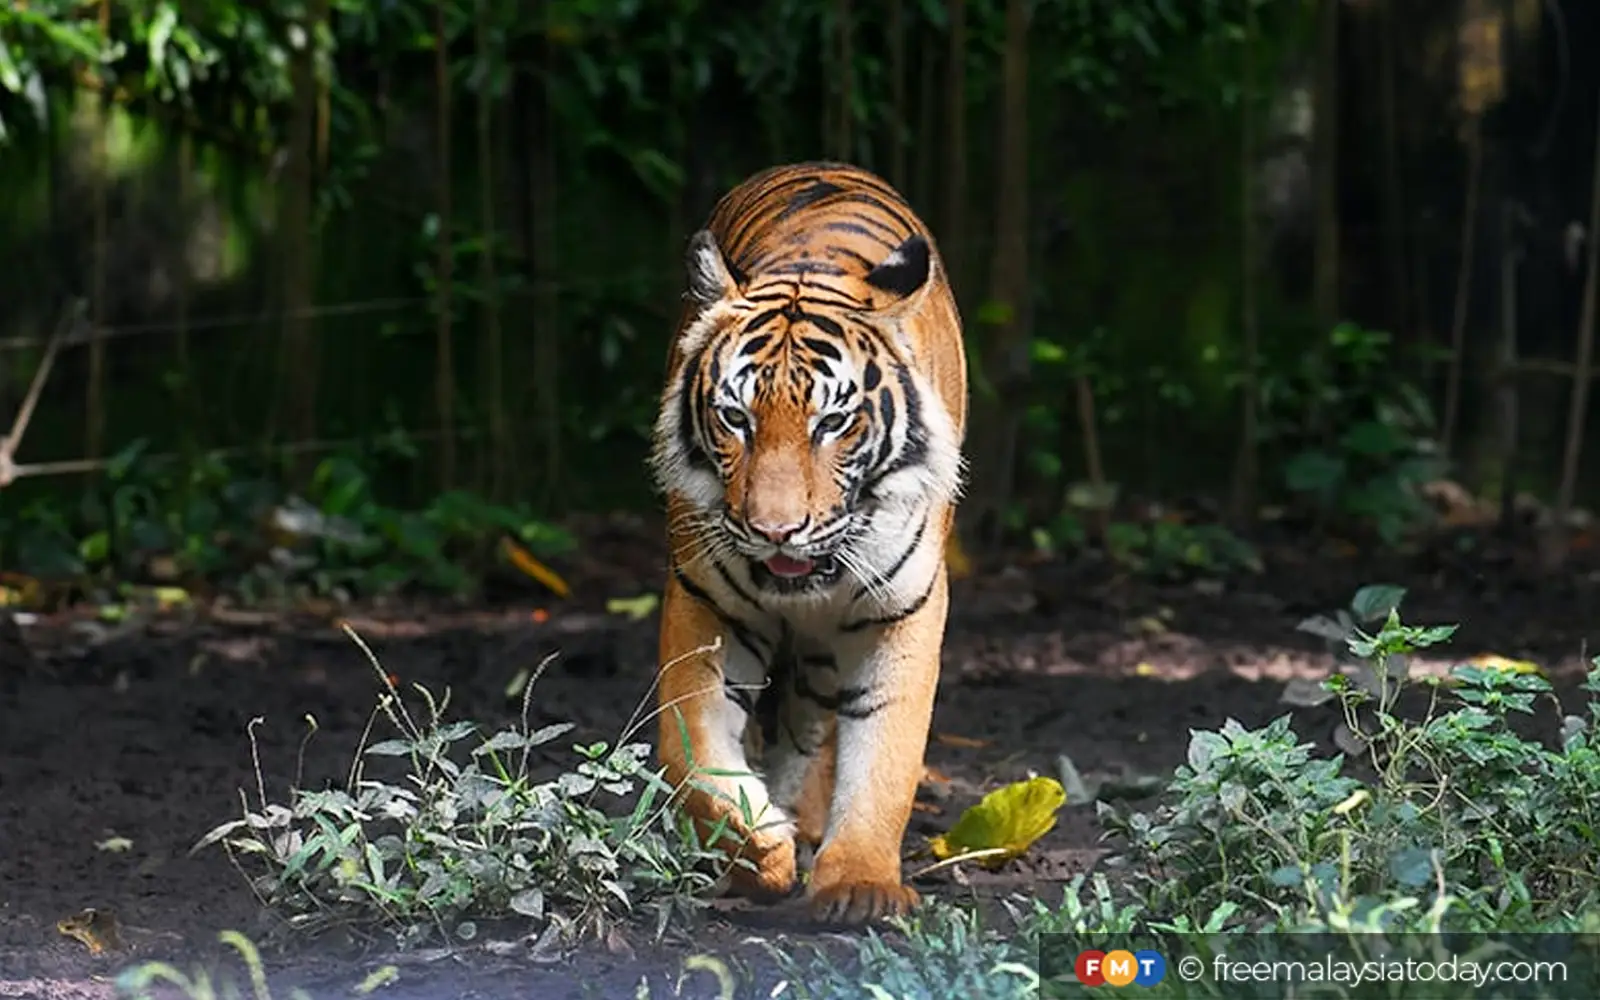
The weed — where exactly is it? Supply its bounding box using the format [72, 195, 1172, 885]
[194, 627, 722, 950]
[116, 930, 311, 1000]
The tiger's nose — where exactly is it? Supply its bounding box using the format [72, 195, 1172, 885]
[748, 517, 807, 544]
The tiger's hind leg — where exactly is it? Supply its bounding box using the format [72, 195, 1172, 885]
[656, 574, 796, 899]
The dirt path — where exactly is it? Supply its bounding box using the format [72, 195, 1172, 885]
[3, 521, 1597, 998]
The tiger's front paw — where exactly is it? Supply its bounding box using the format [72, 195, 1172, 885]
[806, 857, 920, 925]
[724, 829, 797, 900]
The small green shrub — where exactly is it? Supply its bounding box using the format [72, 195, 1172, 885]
[1260, 322, 1444, 543]
[1100, 591, 1600, 934]
[196, 630, 720, 948]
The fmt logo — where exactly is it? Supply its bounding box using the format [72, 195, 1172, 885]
[1073, 949, 1166, 987]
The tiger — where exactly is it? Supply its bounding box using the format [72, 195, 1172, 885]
[648, 161, 968, 925]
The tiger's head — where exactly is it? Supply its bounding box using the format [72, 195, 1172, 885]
[651, 229, 962, 596]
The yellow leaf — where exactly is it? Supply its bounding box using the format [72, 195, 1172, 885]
[605, 593, 660, 621]
[499, 537, 570, 598]
[152, 586, 190, 611]
[353, 965, 399, 995]
[1464, 653, 1545, 677]
[926, 776, 1066, 869]
[1134, 662, 1157, 677]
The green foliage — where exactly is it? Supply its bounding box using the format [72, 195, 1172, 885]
[194, 641, 721, 948]
[758, 904, 1041, 1000]
[0, 443, 572, 601]
[1261, 323, 1446, 543]
[1101, 520, 1262, 580]
[1101, 591, 1600, 934]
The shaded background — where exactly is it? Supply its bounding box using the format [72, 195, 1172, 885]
[1, 0, 1598, 585]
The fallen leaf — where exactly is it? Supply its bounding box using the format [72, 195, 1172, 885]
[921, 765, 953, 785]
[1127, 615, 1167, 636]
[56, 908, 124, 955]
[933, 732, 990, 749]
[912, 801, 943, 815]
[926, 775, 1066, 869]
[353, 966, 400, 995]
[500, 537, 570, 598]
[531, 608, 551, 623]
[1463, 653, 1545, 677]
[95, 836, 133, 853]
[1134, 662, 1157, 677]
[605, 594, 660, 621]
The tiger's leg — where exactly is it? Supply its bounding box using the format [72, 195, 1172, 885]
[656, 573, 796, 898]
[761, 657, 840, 849]
[808, 567, 949, 924]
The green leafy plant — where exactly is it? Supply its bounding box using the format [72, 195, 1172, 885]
[1101, 590, 1600, 934]
[1102, 520, 1262, 580]
[1260, 323, 1445, 544]
[194, 631, 721, 948]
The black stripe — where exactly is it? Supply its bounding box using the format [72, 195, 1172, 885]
[840, 574, 937, 632]
[874, 386, 897, 470]
[853, 512, 928, 601]
[672, 567, 770, 661]
[868, 366, 929, 490]
[792, 310, 844, 337]
[831, 192, 917, 238]
[713, 561, 764, 613]
[837, 685, 889, 720]
[780, 178, 845, 218]
[677, 348, 715, 473]
[801, 337, 843, 361]
[818, 220, 898, 249]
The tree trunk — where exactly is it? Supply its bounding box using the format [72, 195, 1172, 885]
[434, 1, 457, 490]
[85, 0, 110, 466]
[276, 0, 326, 477]
[913, 26, 939, 212]
[888, 0, 907, 189]
[175, 129, 199, 444]
[475, 0, 510, 500]
[1311, 0, 1341, 327]
[940, 0, 968, 301]
[1378, 0, 1410, 336]
[1545, 99, 1600, 570]
[530, 13, 561, 505]
[1231, 3, 1260, 527]
[967, 0, 1030, 544]
[835, 0, 854, 160]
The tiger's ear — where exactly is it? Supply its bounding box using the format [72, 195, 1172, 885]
[864, 234, 935, 315]
[686, 230, 741, 305]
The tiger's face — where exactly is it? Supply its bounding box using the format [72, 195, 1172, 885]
[654, 230, 951, 596]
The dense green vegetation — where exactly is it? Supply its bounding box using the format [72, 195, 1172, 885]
[6, 0, 1587, 587]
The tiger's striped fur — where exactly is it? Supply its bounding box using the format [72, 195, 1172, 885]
[649, 162, 967, 925]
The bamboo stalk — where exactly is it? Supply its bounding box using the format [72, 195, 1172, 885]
[434, 0, 457, 491]
[1442, 120, 1483, 458]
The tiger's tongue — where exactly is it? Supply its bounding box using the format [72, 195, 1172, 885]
[764, 553, 816, 577]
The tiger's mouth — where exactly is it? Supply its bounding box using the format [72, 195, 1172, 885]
[750, 553, 842, 592]
[763, 553, 817, 577]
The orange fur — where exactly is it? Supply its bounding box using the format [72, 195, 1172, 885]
[649, 162, 967, 925]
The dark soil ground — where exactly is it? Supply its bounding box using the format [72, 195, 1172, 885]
[3, 514, 1598, 999]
